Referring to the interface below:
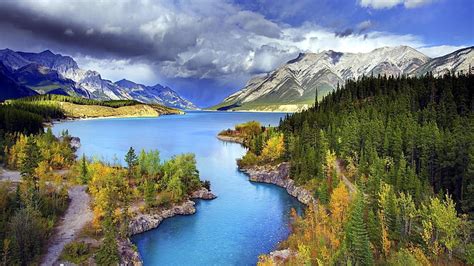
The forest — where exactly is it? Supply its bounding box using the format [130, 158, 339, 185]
[237, 73, 474, 265]
[0, 95, 206, 264]
[10, 94, 142, 108]
[0, 129, 75, 264]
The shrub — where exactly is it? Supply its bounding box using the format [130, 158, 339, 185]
[60, 241, 91, 264]
[237, 152, 259, 168]
[156, 191, 173, 207]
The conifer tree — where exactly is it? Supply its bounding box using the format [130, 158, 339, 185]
[125, 147, 138, 179]
[346, 192, 374, 265]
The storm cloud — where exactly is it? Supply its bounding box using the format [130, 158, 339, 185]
[0, 0, 460, 106]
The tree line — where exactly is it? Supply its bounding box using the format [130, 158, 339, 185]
[246, 73, 473, 264]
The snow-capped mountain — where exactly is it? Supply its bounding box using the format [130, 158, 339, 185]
[215, 46, 473, 112]
[115, 79, 197, 110]
[0, 49, 197, 109]
[414, 46, 474, 76]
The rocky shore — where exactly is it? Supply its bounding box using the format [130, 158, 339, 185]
[120, 187, 216, 265]
[240, 162, 317, 206]
[216, 134, 244, 144]
[239, 163, 317, 264]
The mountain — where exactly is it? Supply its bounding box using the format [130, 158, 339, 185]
[115, 79, 197, 110]
[213, 46, 473, 112]
[11, 63, 87, 96]
[414, 46, 474, 76]
[0, 49, 197, 109]
[0, 62, 38, 101]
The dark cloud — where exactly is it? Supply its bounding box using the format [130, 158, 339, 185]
[335, 28, 353, 37]
[0, 3, 194, 61]
[334, 20, 372, 38]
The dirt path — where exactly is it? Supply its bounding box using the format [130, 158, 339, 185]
[335, 159, 356, 194]
[0, 168, 21, 182]
[0, 168, 70, 183]
[41, 185, 93, 266]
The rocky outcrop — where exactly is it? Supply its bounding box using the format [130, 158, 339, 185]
[129, 187, 216, 235]
[266, 249, 294, 264]
[129, 200, 197, 235]
[69, 137, 81, 150]
[119, 238, 142, 266]
[216, 134, 244, 144]
[191, 187, 217, 200]
[240, 163, 317, 206]
[122, 188, 216, 264]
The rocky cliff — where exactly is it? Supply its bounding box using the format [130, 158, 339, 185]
[120, 188, 216, 265]
[240, 162, 316, 206]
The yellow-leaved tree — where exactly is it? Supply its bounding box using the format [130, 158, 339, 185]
[260, 134, 285, 163]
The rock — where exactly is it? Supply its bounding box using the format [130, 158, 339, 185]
[191, 187, 217, 200]
[216, 134, 244, 144]
[122, 188, 217, 264]
[68, 136, 81, 150]
[119, 238, 142, 266]
[268, 249, 294, 264]
[128, 200, 197, 235]
[241, 162, 317, 206]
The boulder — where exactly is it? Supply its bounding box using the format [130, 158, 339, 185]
[191, 187, 217, 200]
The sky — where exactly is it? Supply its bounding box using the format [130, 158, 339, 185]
[0, 0, 472, 107]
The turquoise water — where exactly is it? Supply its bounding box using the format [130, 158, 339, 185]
[52, 111, 303, 265]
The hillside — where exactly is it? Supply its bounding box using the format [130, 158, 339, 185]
[115, 79, 197, 110]
[0, 49, 197, 109]
[5, 95, 182, 120]
[0, 62, 38, 101]
[213, 46, 474, 112]
[235, 73, 474, 265]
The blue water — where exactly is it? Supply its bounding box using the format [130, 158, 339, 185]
[52, 111, 303, 265]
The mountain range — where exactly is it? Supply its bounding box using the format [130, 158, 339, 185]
[213, 46, 474, 112]
[0, 49, 197, 110]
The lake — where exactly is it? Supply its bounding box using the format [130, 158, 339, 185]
[52, 111, 303, 266]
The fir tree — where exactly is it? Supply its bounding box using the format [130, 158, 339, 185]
[125, 147, 138, 179]
[346, 192, 374, 265]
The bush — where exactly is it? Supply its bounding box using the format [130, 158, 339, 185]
[466, 243, 474, 265]
[156, 191, 173, 207]
[9, 208, 48, 265]
[60, 241, 91, 264]
[237, 152, 259, 168]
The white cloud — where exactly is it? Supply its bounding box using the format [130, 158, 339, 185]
[359, 0, 435, 9]
[0, 0, 452, 86]
[418, 45, 468, 57]
[76, 56, 160, 85]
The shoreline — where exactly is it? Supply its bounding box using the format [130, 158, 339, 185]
[120, 187, 217, 265]
[239, 163, 316, 206]
[216, 134, 244, 144]
[219, 136, 316, 263]
[45, 111, 185, 127]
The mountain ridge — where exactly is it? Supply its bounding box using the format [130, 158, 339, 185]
[0, 49, 197, 109]
[213, 45, 474, 112]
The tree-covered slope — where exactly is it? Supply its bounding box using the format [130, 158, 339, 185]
[237, 73, 474, 264]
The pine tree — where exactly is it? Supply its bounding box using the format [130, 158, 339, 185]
[95, 206, 119, 265]
[125, 147, 138, 180]
[367, 208, 382, 254]
[80, 154, 88, 184]
[20, 137, 42, 203]
[346, 192, 374, 265]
